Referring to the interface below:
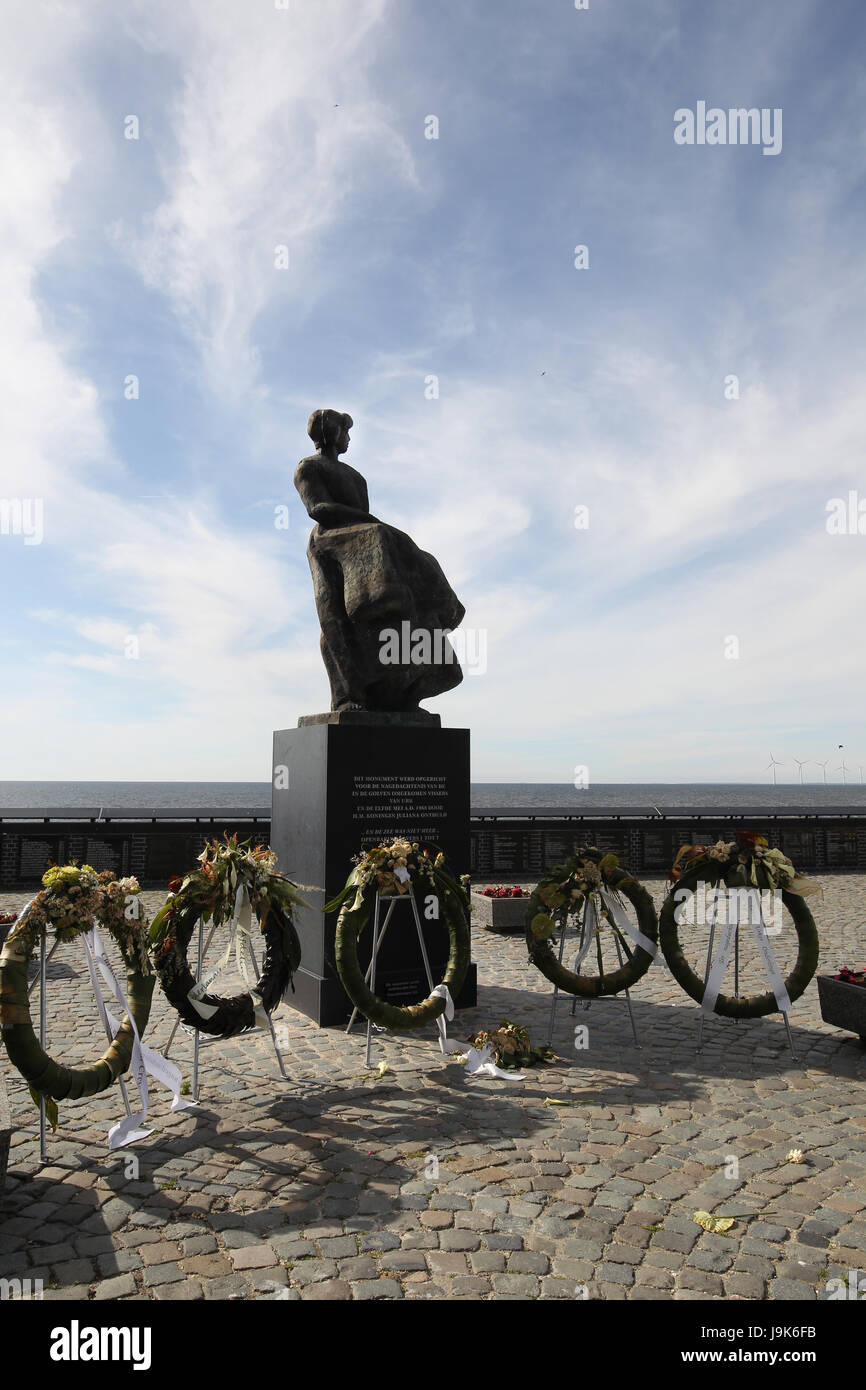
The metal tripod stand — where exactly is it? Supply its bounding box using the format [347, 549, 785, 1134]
[345, 885, 436, 1068]
[28, 925, 134, 1164]
[163, 915, 289, 1100]
[544, 897, 642, 1050]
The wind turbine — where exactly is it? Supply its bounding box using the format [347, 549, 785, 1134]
[837, 756, 849, 785]
[765, 752, 784, 786]
[792, 757, 809, 785]
[859, 765, 864, 785]
[815, 759, 829, 784]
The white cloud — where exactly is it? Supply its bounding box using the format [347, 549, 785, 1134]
[2, 2, 865, 783]
[118, 0, 416, 398]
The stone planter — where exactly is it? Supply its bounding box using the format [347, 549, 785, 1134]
[471, 892, 530, 934]
[817, 975, 866, 1045]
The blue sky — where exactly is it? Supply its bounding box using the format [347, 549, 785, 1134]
[1, 0, 864, 783]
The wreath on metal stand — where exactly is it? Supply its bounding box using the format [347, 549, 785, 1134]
[525, 847, 658, 998]
[0, 866, 154, 1113]
[659, 834, 820, 1019]
[149, 835, 304, 1038]
[327, 840, 470, 1030]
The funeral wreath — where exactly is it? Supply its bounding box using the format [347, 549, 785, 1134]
[149, 835, 304, 1038]
[327, 839, 470, 1030]
[659, 833, 820, 1018]
[0, 866, 154, 1108]
[525, 847, 658, 997]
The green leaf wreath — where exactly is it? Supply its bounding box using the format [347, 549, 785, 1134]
[326, 839, 471, 1030]
[525, 847, 658, 997]
[659, 833, 820, 1018]
[0, 866, 155, 1110]
[148, 834, 305, 1038]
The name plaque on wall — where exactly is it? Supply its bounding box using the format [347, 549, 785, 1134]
[18, 838, 65, 883]
[85, 838, 127, 876]
[493, 834, 523, 872]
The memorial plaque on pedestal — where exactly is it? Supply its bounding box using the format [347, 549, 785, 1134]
[272, 722, 476, 1025]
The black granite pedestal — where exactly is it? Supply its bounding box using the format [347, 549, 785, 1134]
[271, 718, 477, 1026]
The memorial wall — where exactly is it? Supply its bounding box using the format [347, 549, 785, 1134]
[1, 810, 863, 890]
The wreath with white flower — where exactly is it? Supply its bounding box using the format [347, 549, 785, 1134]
[148, 835, 304, 1037]
[525, 848, 658, 997]
[326, 839, 471, 1030]
[659, 834, 820, 1018]
[0, 866, 154, 1113]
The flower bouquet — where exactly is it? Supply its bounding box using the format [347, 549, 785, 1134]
[466, 1018, 555, 1070]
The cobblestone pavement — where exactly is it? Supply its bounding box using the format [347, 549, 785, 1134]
[1, 874, 865, 1302]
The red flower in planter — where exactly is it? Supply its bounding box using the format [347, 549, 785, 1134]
[834, 966, 866, 987]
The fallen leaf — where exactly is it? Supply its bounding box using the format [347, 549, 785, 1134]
[693, 1210, 735, 1233]
[29, 1085, 58, 1132]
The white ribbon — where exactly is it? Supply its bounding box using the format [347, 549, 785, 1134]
[599, 888, 658, 958]
[233, 894, 270, 1031]
[569, 890, 656, 976]
[187, 885, 269, 1029]
[572, 896, 598, 973]
[83, 926, 193, 1149]
[432, 983, 458, 1055]
[125, 1028, 193, 1114]
[431, 984, 526, 1081]
[748, 897, 792, 1012]
[700, 896, 737, 1015]
[700, 889, 791, 1014]
[460, 1042, 525, 1081]
[8, 896, 36, 931]
[82, 928, 151, 1149]
[187, 885, 241, 1019]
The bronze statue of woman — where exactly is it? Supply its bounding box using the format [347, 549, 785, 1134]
[294, 409, 465, 715]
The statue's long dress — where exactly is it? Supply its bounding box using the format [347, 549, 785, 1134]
[307, 520, 465, 711]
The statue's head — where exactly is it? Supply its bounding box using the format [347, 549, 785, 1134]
[308, 408, 352, 456]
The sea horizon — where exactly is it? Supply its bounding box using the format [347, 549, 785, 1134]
[1, 780, 864, 812]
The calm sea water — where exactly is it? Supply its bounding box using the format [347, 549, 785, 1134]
[0, 781, 864, 810]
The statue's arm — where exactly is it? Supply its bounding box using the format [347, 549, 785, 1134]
[294, 461, 378, 528]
